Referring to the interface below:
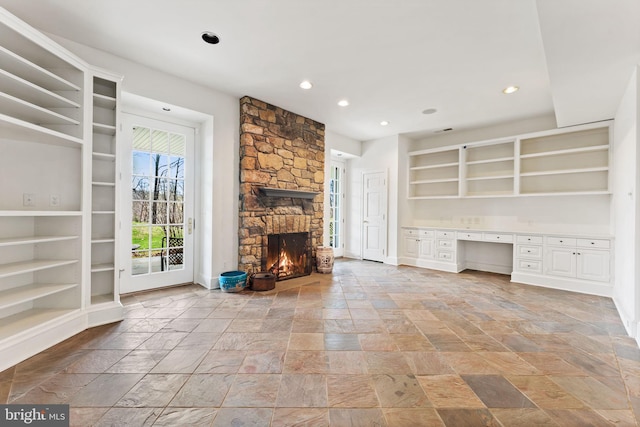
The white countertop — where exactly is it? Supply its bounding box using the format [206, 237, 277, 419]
[401, 225, 613, 239]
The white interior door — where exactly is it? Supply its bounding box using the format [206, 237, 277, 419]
[362, 170, 387, 262]
[120, 114, 195, 294]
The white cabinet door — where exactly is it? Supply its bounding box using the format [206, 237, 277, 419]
[545, 247, 576, 278]
[418, 238, 435, 259]
[577, 249, 610, 282]
[404, 236, 419, 258]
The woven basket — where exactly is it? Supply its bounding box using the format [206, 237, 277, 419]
[219, 271, 247, 292]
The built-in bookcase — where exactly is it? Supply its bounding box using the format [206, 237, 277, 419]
[0, 7, 123, 371]
[408, 122, 610, 199]
[519, 127, 609, 195]
[408, 147, 460, 198]
[89, 73, 120, 308]
[462, 140, 515, 197]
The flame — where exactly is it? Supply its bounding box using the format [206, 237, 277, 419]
[278, 247, 295, 274]
[267, 234, 309, 279]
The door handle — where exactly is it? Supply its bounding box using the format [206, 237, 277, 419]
[188, 218, 193, 235]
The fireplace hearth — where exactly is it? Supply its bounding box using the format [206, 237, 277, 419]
[266, 232, 312, 281]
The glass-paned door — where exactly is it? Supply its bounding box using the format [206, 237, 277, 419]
[329, 160, 345, 257]
[120, 114, 194, 293]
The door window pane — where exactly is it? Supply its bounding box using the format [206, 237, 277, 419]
[130, 126, 187, 276]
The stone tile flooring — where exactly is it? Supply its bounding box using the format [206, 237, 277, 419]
[2, 259, 640, 426]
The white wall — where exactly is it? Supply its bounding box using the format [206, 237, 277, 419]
[325, 130, 362, 158]
[612, 66, 640, 341]
[346, 135, 399, 262]
[50, 35, 240, 289]
[409, 196, 611, 235]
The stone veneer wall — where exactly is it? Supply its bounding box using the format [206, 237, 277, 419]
[238, 96, 325, 274]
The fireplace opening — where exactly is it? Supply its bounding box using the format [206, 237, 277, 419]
[266, 232, 312, 281]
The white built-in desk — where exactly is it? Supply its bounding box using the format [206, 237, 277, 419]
[399, 226, 612, 297]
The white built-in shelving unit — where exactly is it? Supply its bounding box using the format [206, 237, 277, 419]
[88, 73, 120, 310]
[0, 7, 123, 371]
[408, 147, 460, 198]
[518, 126, 609, 195]
[408, 122, 611, 199]
[462, 140, 515, 197]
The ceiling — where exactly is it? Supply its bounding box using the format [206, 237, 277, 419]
[1, 0, 638, 141]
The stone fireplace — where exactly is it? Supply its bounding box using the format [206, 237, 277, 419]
[238, 96, 325, 278]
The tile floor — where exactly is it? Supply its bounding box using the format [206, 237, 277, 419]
[1, 259, 640, 426]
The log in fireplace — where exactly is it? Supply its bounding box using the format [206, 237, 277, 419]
[265, 232, 312, 281]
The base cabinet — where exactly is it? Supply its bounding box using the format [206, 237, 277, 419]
[544, 237, 610, 283]
[403, 229, 435, 260]
[514, 234, 543, 274]
[401, 227, 613, 297]
[400, 228, 459, 272]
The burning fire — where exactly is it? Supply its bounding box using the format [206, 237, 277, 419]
[270, 246, 305, 278]
[276, 248, 295, 275]
[267, 233, 310, 280]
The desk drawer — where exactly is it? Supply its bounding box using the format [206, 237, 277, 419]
[437, 251, 454, 261]
[483, 233, 513, 243]
[517, 245, 542, 259]
[436, 230, 455, 239]
[438, 239, 454, 248]
[403, 229, 418, 237]
[516, 235, 543, 244]
[517, 259, 542, 273]
[577, 238, 610, 249]
[546, 237, 577, 246]
[458, 232, 482, 241]
[420, 230, 435, 238]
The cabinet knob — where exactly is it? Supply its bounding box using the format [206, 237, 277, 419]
[527, 238, 531, 241]
[527, 250, 531, 253]
[560, 240, 563, 243]
[496, 236, 500, 239]
[572, 252, 576, 255]
[591, 242, 595, 245]
[577, 252, 581, 255]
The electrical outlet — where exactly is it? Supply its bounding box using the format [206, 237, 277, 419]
[50, 194, 60, 207]
[23, 193, 35, 207]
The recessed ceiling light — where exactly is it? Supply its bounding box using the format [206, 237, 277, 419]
[299, 80, 313, 90]
[337, 99, 349, 107]
[422, 108, 437, 115]
[380, 121, 389, 126]
[201, 31, 220, 44]
[502, 85, 519, 94]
